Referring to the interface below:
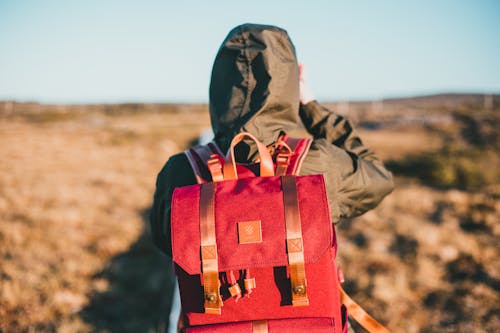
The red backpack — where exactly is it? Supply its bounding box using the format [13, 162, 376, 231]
[170, 133, 389, 333]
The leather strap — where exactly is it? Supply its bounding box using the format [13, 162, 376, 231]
[281, 175, 309, 306]
[275, 151, 291, 176]
[207, 155, 224, 182]
[274, 140, 292, 176]
[274, 137, 313, 176]
[339, 284, 391, 333]
[199, 182, 222, 314]
[252, 320, 268, 333]
[223, 132, 274, 180]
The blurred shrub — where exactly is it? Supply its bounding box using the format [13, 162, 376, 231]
[23, 111, 82, 123]
[387, 148, 499, 191]
[453, 110, 499, 149]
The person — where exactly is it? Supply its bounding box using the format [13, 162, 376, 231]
[151, 23, 394, 332]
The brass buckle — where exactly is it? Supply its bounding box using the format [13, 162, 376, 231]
[291, 282, 309, 306]
[203, 270, 222, 314]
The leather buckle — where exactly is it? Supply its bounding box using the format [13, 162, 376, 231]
[290, 263, 309, 307]
[276, 153, 290, 166]
[276, 153, 291, 176]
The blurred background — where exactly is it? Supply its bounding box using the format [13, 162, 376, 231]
[0, 1, 498, 332]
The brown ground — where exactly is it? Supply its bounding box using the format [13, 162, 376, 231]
[0, 95, 498, 332]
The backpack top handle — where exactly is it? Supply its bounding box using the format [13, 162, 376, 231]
[223, 132, 275, 180]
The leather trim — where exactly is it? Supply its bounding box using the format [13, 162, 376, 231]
[252, 320, 268, 333]
[340, 284, 391, 333]
[199, 182, 222, 314]
[282, 175, 309, 306]
[238, 220, 263, 244]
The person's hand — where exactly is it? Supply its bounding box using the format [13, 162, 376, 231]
[298, 63, 316, 104]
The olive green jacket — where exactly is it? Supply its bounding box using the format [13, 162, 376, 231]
[151, 24, 393, 256]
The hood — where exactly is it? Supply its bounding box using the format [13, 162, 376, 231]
[209, 23, 300, 153]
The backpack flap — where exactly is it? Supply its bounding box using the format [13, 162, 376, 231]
[171, 174, 335, 277]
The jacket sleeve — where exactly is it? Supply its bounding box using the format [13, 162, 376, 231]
[299, 100, 394, 221]
[150, 153, 196, 257]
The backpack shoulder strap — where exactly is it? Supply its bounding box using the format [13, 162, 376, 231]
[279, 136, 313, 176]
[184, 141, 224, 184]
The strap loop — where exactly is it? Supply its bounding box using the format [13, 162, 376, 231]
[227, 270, 242, 301]
[244, 269, 256, 297]
[207, 155, 224, 182]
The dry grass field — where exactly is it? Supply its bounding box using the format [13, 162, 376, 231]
[0, 95, 498, 332]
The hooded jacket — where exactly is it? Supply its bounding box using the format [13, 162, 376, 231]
[151, 24, 394, 256]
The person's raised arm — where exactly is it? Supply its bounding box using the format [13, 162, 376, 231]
[298, 64, 393, 220]
[298, 63, 377, 161]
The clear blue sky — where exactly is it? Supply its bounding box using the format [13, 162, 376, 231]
[0, 0, 499, 103]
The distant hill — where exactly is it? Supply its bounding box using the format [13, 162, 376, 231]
[1, 93, 498, 131]
[1, 93, 498, 116]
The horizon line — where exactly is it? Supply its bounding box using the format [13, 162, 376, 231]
[0, 91, 499, 106]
